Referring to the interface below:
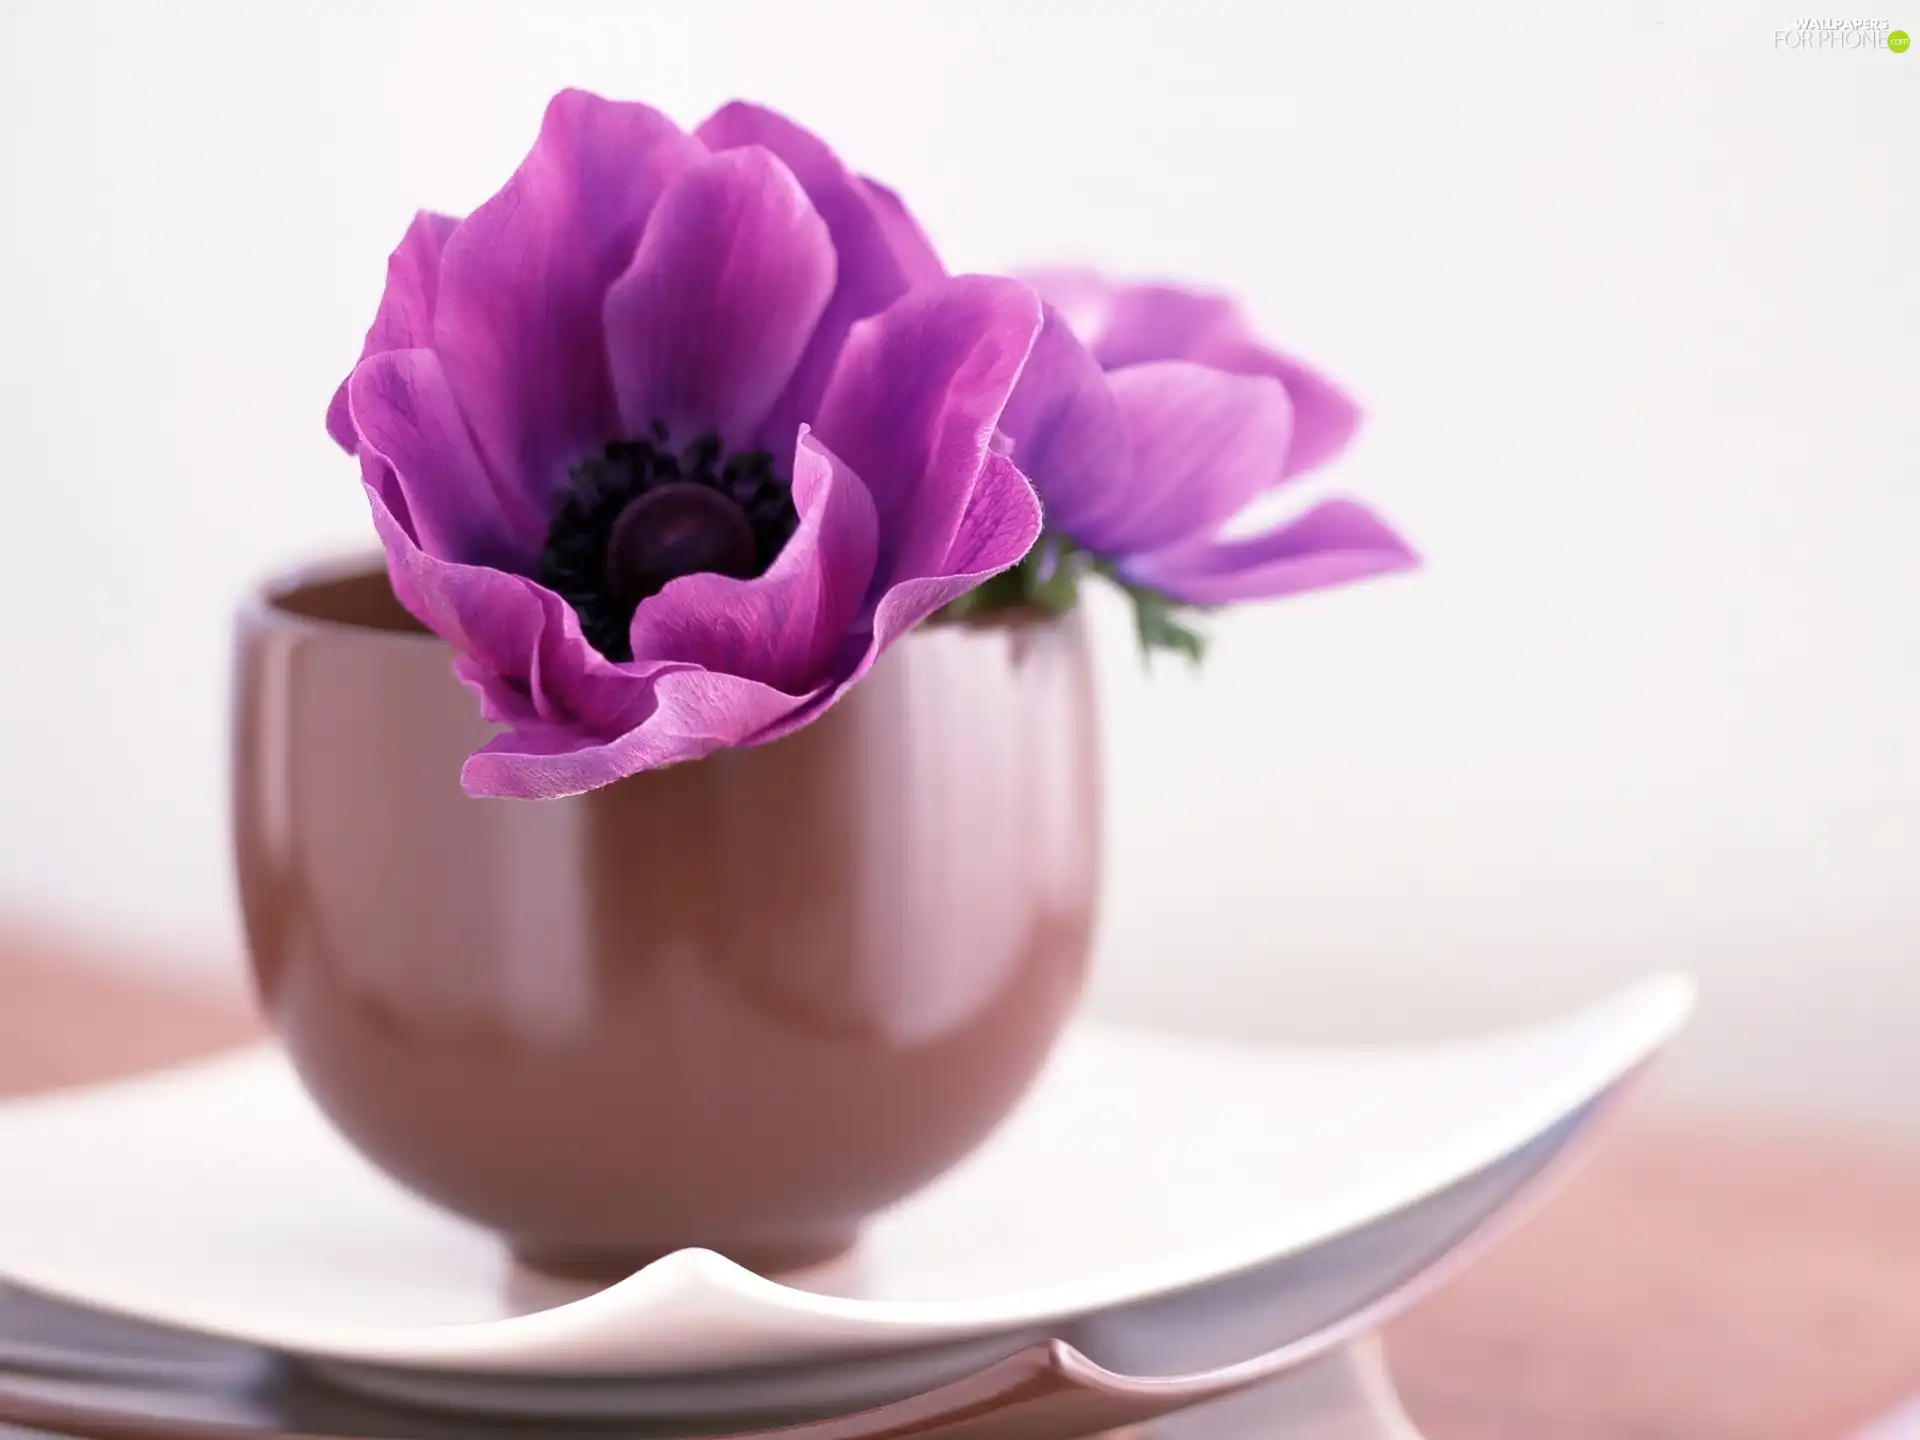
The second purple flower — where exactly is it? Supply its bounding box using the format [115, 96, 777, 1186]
[964, 270, 1418, 657]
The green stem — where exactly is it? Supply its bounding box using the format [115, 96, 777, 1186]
[938, 534, 1209, 664]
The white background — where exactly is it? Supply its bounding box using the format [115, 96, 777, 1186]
[1, 2, 1914, 1130]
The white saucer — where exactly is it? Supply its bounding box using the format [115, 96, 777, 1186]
[0, 976, 1692, 1389]
[302, 1092, 1608, 1418]
[0, 1091, 1596, 1424]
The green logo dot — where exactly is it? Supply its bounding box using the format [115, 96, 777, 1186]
[1891, 28, 1912, 51]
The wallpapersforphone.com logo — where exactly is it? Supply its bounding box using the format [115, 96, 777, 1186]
[1774, 17, 1910, 48]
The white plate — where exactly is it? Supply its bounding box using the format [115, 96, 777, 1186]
[0, 1090, 1600, 1423]
[0, 975, 1692, 1381]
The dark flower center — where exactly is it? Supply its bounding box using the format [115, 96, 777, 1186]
[539, 424, 797, 661]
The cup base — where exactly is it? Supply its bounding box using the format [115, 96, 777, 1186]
[512, 1230, 860, 1283]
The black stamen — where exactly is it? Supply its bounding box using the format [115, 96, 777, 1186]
[539, 430, 797, 661]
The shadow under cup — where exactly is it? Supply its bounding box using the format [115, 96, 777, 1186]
[231, 559, 1101, 1276]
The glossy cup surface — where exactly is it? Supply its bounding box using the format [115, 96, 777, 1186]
[232, 560, 1100, 1273]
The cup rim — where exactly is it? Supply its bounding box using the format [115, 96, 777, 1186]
[242, 553, 1075, 650]
[239, 552, 444, 647]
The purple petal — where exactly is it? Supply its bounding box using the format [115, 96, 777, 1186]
[461, 669, 808, 800]
[937, 449, 1046, 578]
[1018, 268, 1117, 342]
[432, 90, 702, 524]
[1096, 281, 1362, 480]
[870, 448, 1045, 629]
[1121, 497, 1418, 606]
[361, 474, 666, 768]
[858, 175, 944, 288]
[627, 430, 879, 693]
[813, 275, 1042, 586]
[743, 450, 1042, 749]
[1088, 284, 1240, 370]
[1096, 361, 1293, 556]
[346, 350, 538, 568]
[696, 102, 941, 452]
[460, 724, 661, 801]
[603, 148, 836, 450]
[1192, 334, 1362, 480]
[996, 303, 1128, 544]
[328, 211, 458, 453]
[1022, 273, 1364, 480]
[365, 481, 554, 722]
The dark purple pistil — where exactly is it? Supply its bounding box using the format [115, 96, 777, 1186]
[539, 425, 797, 662]
[603, 482, 758, 612]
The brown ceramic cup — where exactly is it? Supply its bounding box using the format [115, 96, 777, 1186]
[232, 557, 1099, 1277]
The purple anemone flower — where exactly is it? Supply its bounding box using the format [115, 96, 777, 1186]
[999, 270, 1417, 611]
[329, 90, 1044, 799]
